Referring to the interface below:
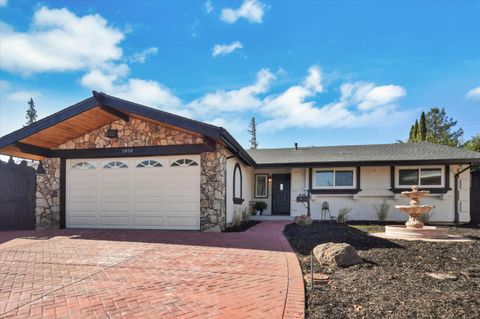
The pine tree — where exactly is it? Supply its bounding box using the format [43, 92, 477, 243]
[25, 98, 37, 126]
[248, 117, 258, 149]
[425, 107, 464, 147]
[408, 124, 415, 142]
[419, 111, 427, 141]
[412, 120, 419, 142]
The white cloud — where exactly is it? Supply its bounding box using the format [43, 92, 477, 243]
[205, 0, 214, 13]
[130, 47, 158, 63]
[466, 86, 480, 100]
[212, 41, 243, 57]
[0, 0, 7, 7]
[257, 67, 408, 131]
[81, 67, 185, 115]
[221, 0, 265, 24]
[187, 68, 275, 116]
[8, 90, 41, 102]
[340, 82, 406, 111]
[0, 7, 124, 74]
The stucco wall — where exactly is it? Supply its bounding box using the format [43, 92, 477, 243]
[309, 165, 470, 223]
[226, 153, 253, 225]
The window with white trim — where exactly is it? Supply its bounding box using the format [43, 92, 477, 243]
[170, 159, 198, 167]
[103, 161, 128, 169]
[71, 162, 95, 170]
[396, 166, 443, 187]
[255, 174, 268, 198]
[313, 168, 355, 189]
[136, 160, 162, 168]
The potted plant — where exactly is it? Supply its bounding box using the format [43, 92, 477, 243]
[254, 201, 267, 215]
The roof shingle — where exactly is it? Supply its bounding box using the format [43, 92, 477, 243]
[247, 142, 480, 166]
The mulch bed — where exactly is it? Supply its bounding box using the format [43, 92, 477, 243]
[284, 222, 480, 319]
[224, 220, 261, 232]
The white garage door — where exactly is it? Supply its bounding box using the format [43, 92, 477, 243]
[66, 156, 201, 230]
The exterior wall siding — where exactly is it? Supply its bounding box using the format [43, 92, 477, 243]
[226, 154, 253, 225]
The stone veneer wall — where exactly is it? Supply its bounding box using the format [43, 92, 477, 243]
[36, 117, 228, 231]
[36, 158, 61, 229]
[200, 144, 228, 231]
[57, 118, 204, 149]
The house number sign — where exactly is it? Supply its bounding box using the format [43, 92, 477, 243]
[121, 148, 134, 154]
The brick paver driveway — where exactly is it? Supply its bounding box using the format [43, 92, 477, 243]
[0, 221, 304, 319]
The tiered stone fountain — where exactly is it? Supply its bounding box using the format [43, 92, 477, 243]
[384, 186, 448, 239]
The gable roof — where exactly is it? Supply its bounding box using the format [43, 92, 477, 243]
[247, 142, 480, 167]
[0, 91, 255, 165]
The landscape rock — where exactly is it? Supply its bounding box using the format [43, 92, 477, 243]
[294, 215, 313, 226]
[313, 242, 363, 267]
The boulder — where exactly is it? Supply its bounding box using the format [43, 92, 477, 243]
[313, 242, 362, 267]
[294, 215, 313, 226]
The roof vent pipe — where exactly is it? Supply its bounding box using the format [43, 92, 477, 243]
[294, 143, 298, 150]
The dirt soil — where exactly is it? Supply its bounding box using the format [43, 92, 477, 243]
[224, 220, 261, 232]
[284, 222, 480, 319]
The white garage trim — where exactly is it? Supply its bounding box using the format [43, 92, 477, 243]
[66, 155, 201, 230]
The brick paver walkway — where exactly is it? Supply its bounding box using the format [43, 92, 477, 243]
[0, 222, 304, 319]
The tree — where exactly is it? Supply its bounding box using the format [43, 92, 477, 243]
[25, 98, 37, 126]
[409, 120, 420, 143]
[407, 107, 463, 147]
[419, 111, 427, 141]
[463, 134, 480, 152]
[425, 107, 463, 147]
[248, 117, 258, 149]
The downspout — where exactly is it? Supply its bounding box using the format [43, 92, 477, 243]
[454, 165, 471, 225]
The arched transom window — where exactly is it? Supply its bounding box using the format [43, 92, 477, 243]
[103, 161, 128, 169]
[71, 162, 96, 170]
[170, 158, 198, 167]
[136, 160, 162, 168]
[233, 163, 244, 204]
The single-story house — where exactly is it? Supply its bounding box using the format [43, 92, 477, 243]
[1, 92, 479, 231]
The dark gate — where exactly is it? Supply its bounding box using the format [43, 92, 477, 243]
[471, 171, 480, 225]
[0, 159, 36, 230]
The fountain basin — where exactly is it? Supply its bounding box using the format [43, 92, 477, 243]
[384, 225, 448, 239]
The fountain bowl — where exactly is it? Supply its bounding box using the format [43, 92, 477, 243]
[384, 225, 448, 239]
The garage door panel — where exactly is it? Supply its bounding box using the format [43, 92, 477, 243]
[67, 215, 97, 227]
[69, 188, 97, 198]
[69, 201, 97, 212]
[166, 216, 200, 229]
[132, 216, 166, 227]
[67, 156, 200, 230]
[99, 216, 130, 226]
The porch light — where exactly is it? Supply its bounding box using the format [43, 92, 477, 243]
[105, 129, 119, 138]
[268, 176, 272, 183]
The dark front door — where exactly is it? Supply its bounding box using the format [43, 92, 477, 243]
[271, 174, 291, 215]
[471, 171, 480, 225]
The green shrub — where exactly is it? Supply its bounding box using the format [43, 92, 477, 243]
[374, 199, 390, 222]
[337, 207, 352, 222]
[254, 201, 267, 210]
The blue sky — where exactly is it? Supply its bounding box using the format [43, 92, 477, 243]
[0, 0, 479, 149]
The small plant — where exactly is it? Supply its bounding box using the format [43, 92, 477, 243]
[337, 207, 352, 223]
[254, 201, 267, 214]
[374, 199, 390, 223]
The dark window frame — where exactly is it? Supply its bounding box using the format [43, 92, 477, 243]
[233, 163, 244, 204]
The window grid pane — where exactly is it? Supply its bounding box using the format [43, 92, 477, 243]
[399, 169, 419, 186]
[335, 171, 354, 187]
[316, 171, 334, 187]
[420, 169, 442, 186]
[255, 176, 267, 197]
